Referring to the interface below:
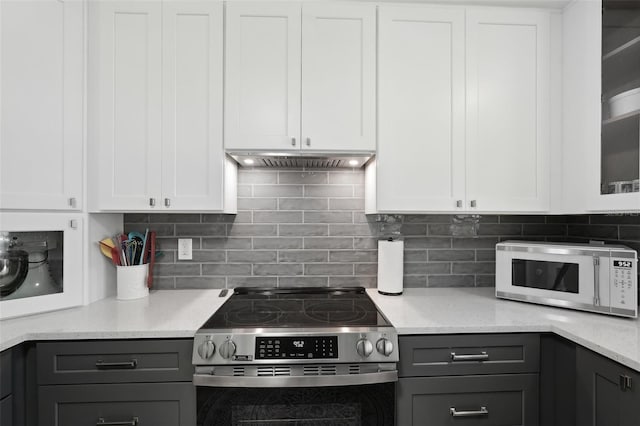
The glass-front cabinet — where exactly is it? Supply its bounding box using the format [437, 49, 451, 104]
[599, 0, 640, 209]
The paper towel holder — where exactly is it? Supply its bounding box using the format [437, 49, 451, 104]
[377, 237, 404, 296]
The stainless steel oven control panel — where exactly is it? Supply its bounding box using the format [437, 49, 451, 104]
[193, 328, 399, 365]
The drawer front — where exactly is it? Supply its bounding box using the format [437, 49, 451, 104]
[37, 339, 193, 384]
[397, 374, 539, 426]
[0, 394, 13, 426]
[38, 382, 196, 426]
[0, 350, 11, 399]
[399, 334, 540, 377]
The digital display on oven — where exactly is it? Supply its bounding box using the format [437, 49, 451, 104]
[255, 336, 338, 359]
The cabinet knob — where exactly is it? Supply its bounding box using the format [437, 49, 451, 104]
[149, 198, 156, 207]
[69, 220, 78, 229]
[306, 137, 311, 147]
[470, 200, 477, 208]
[456, 200, 462, 208]
[68, 197, 77, 208]
[291, 137, 297, 146]
[164, 198, 171, 207]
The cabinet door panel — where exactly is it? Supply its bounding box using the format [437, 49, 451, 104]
[301, 4, 375, 152]
[576, 346, 640, 426]
[162, 1, 223, 210]
[399, 334, 540, 377]
[0, 0, 83, 210]
[96, 1, 162, 210]
[377, 6, 465, 212]
[397, 374, 539, 425]
[466, 9, 550, 212]
[0, 395, 12, 426]
[225, 3, 301, 151]
[38, 383, 195, 426]
[37, 339, 193, 385]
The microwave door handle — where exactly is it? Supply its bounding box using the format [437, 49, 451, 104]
[593, 256, 600, 306]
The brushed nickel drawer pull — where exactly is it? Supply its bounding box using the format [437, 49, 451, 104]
[97, 417, 139, 426]
[95, 359, 138, 370]
[450, 406, 488, 417]
[450, 351, 488, 362]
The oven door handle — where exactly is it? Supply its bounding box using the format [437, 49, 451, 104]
[193, 371, 398, 388]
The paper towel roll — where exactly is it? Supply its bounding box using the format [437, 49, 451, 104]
[378, 239, 404, 295]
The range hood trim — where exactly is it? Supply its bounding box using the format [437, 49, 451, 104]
[226, 150, 375, 169]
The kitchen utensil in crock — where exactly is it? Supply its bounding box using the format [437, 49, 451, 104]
[0, 249, 29, 297]
[99, 238, 115, 259]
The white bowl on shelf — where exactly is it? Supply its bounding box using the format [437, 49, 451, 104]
[609, 87, 640, 118]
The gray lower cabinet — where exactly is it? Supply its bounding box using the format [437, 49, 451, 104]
[0, 395, 12, 426]
[36, 339, 196, 426]
[38, 382, 195, 426]
[397, 334, 540, 426]
[0, 344, 28, 426]
[397, 374, 539, 426]
[576, 346, 640, 426]
[37, 339, 193, 384]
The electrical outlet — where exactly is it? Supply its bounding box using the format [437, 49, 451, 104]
[178, 238, 193, 260]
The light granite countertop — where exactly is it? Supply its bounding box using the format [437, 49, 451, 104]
[0, 289, 229, 352]
[2, 287, 639, 372]
[367, 287, 640, 371]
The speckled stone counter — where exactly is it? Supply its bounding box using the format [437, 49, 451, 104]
[367, 287, 640, 371]
[2, 287, 640, 372]
[0, 289, 229, 352]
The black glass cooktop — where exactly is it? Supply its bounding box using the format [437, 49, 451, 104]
[201, 287, 391, 329]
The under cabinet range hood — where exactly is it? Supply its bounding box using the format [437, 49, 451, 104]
[227, 151, 375, 169]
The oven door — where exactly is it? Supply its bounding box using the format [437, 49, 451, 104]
[195, 369, 396, 426]
[496, 248, 610, 313]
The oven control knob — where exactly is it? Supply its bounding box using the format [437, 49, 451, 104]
[376, 338, 394, 357]
[219, 339, 237, 360]
[356, 338, 374, 358]
[197, 339, 216, 360]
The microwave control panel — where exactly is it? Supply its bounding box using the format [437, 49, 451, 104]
[610, 258, 637, 315]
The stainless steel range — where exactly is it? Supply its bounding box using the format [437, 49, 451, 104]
[193, 287, 398, 425]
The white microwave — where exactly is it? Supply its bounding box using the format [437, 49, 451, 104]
[496, 241, 638, 318]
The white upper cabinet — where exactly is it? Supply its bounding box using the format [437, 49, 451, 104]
[94, 1, 163, 211]
[91, 1, 227, 212]
[162, 1, 224, 210]
[375, 5, 551, 213]
[377, 5, 465, 212]
[466, 8, 550, 212]
[225, 3, 301, 151]
[301, 4, 376, 152]
[0, 0, 83, 211]
[224, 2, 376, 153]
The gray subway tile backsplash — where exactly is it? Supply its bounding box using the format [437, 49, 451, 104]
[124, 168, 640, 290]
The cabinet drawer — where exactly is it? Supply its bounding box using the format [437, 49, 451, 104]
[0, 350, 11, 399]
[399, 334, 540, 377]
[0, 394, 12, 426]
[38, 382, 195, 426]
[37, 339, 193, 384]
[397, 374, 539, 425]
